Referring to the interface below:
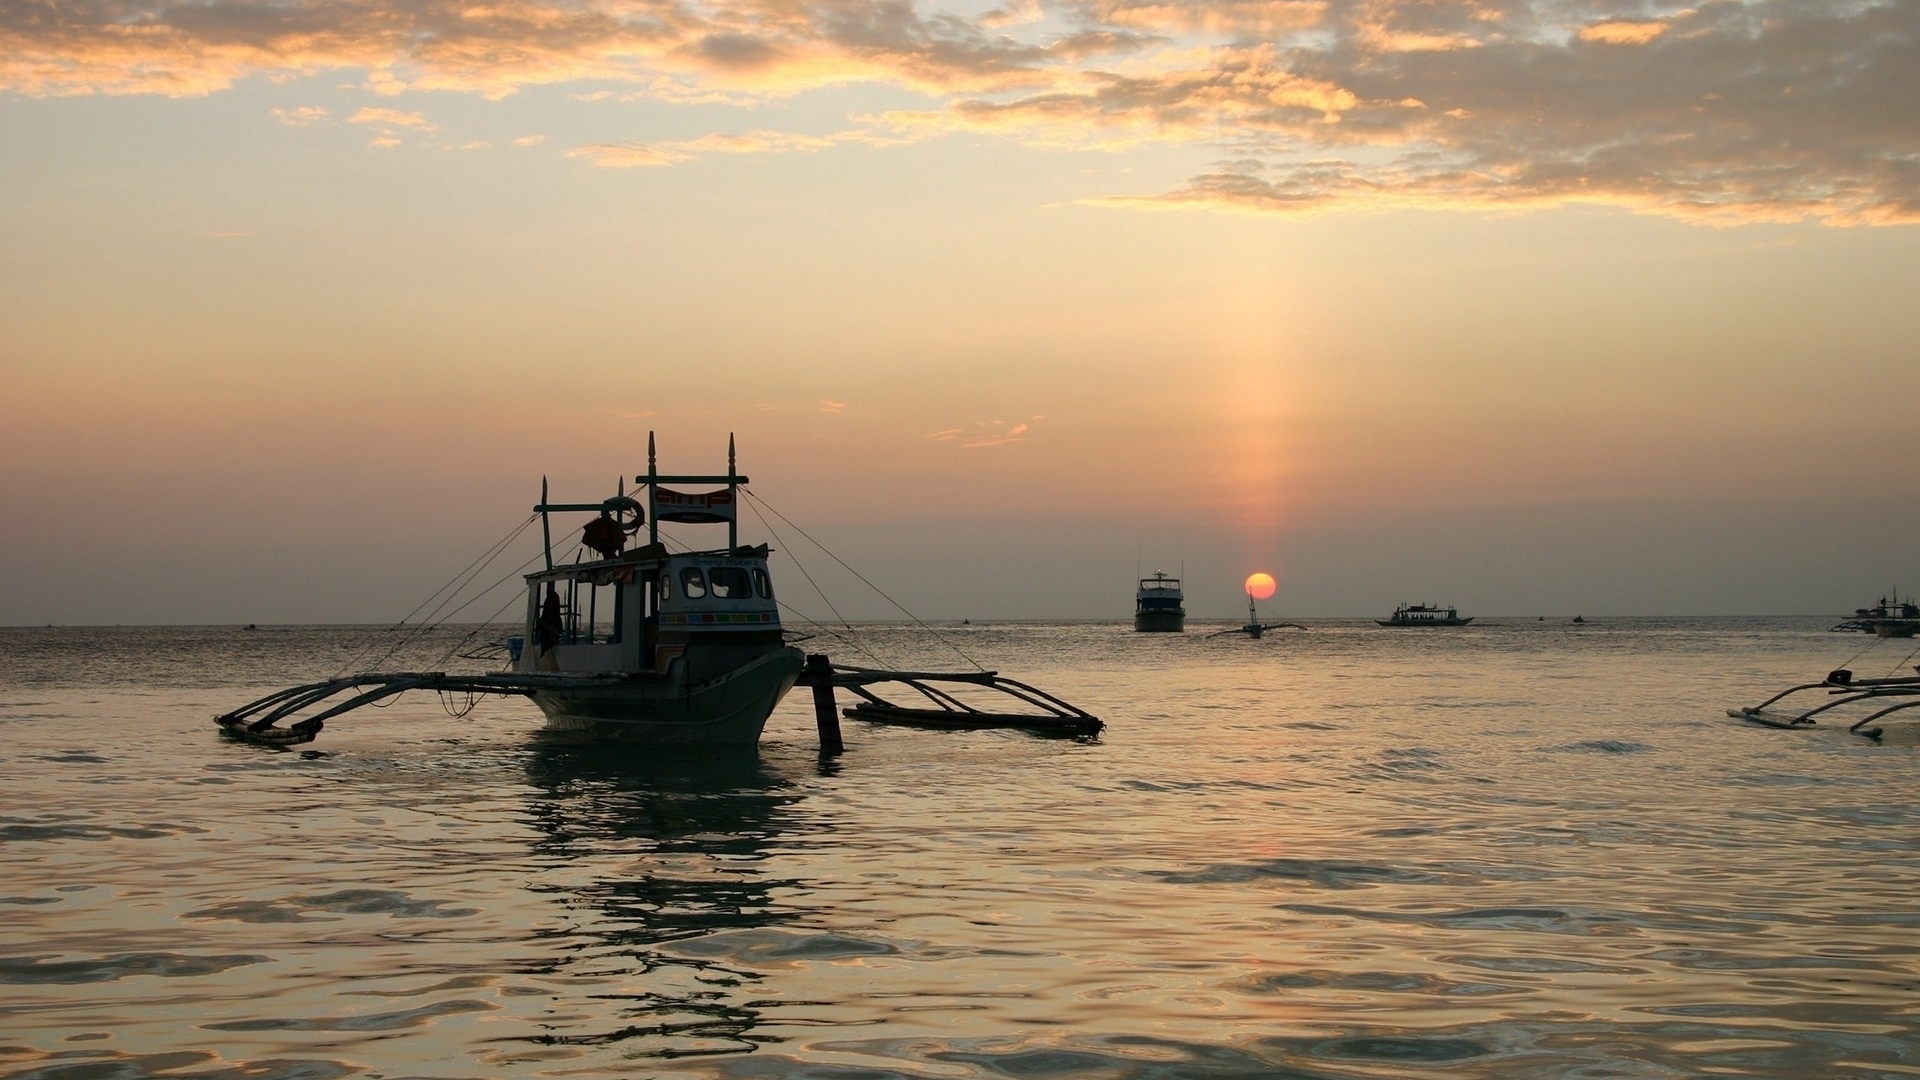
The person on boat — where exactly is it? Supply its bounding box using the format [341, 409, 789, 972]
[581, 511, 626, 560]
[536, 584, 564, 666]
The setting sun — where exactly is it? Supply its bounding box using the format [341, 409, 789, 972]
[1245, 572, 1277, 600]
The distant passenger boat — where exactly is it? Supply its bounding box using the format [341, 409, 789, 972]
[1134, 572, 1186, 632]
[1377, 603, 1473, 628]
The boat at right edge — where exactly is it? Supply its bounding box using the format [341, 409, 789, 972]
[1377, 603, 1473, 627]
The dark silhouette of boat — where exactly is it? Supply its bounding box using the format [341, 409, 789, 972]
[1377, 603, 1473, 627]
[215, 434, 1099, 748]
[1831, 590, 1919, 638]
[1134, 571, 1186, 632]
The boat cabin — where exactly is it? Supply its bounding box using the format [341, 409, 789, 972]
[516, 433, 786, 682]
[518, 544, 783, 681]
[1134, 571, 1186, 632]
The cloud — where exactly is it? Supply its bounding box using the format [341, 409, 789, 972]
[1093, 0, 1328, 35]
[270, 105, 330, 126]
[1577, 19, 1670, 45]
[348, 106, 437, 147]
[3, 0, 1915, 226]
[928, 417, 1041, 448]
[568, 126, 881, 167]
[349, 107, 436, 130]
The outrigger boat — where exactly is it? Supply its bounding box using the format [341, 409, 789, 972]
[1830, 591, 1920, 638]
[215, 436, 1101, 749]
[1728, 666, 1920, 740]
[1208, 588, 1301, 640]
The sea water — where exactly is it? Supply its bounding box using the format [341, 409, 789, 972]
[3, 619, 1919, 1079]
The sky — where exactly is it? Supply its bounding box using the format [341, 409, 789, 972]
[2, 0, 1917, 625]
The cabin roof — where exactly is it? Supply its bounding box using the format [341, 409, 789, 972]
[525, 543, 772, 583]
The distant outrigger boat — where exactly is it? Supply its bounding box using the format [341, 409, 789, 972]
[1831, 591, 1920, 638]
[217, 435, 1100, 748]
[1134, 571, 1186, 632]
[1377, 603, 1473, 628]
[1207, 589, 1301, 640]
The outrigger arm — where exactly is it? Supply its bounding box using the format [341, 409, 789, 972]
[1729, 667, 1920, 739]
[819, 663, 1102, 735]
[215, 672, 626, 746]
[217, 660, 1104, 747]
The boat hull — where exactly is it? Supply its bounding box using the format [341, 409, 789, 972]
[1134, 611, 1186, 632]
[1375, 618, 1474, 627]
[531, 647, 805, 745]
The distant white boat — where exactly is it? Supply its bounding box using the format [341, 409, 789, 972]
[1134, 571, 1186, 632]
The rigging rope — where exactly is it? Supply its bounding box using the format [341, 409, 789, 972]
[650, 525, 888, 666]
[1833, 632, 1888, 673]
[742, 488, 982, 672]
[348, 515, 579, 677]
[332, 513, 538, 677]
[1884, 640, 1920, 679]
[743, 497, 853, 630]
[420, 534, 586, 670]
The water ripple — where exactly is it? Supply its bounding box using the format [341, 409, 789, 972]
[0, 952, 269, 984]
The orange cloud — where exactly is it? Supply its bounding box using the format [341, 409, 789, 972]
[2, 0, 1913, 228]
[567, 127, 849, 166]
[350, 107, 436, 130]
[1577, 20, 1671, 45]
[270, 105, 331, 126]
[1095, 0, 1328, 35]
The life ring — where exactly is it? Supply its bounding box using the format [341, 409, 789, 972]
[601, 495, 645, 533]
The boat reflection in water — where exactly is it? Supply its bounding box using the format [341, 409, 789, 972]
[515, 738, 819, 1057]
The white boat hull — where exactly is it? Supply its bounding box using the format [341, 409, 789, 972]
[532, 647, 805, 746]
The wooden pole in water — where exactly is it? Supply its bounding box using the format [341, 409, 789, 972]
[806, 653, 844, 755]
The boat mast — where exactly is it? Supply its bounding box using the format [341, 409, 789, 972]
[637, 431, 748, 551]
[540, 476, 552, 570]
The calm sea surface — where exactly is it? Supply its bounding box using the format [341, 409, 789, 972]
[4, 619, 1920, 1079]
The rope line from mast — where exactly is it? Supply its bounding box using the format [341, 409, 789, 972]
[350, 515, 569, 677]
[331, 513, 537, 677]
[742, 488, 982, 673]
[651, 521, 890, 667]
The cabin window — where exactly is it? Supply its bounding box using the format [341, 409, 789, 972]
[753, 568, 773, 599]
[708, 566, 752, 599]
[679, 566, 707, 598]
